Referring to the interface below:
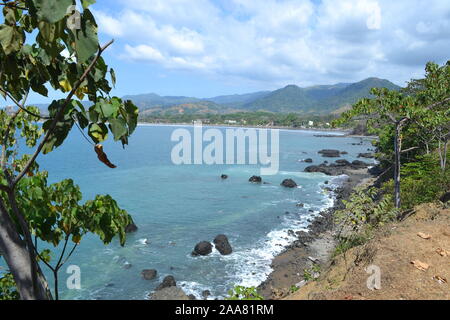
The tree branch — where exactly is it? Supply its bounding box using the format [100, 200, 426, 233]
[0, 89, 50, 120]
[12, 40, 114, 188]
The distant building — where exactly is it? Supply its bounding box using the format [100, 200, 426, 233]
[308, 121, 314, 127]
[225, 120, 237, 124]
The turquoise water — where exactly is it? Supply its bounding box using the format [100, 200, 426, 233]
[29, 125, 373, 299]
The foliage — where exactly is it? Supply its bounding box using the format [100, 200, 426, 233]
[383, 152, 450, 210]
[303, 264, 321, 281]
[226, 286, 264, 300]
[0, 0, 139, 300]
[0, 272, 19, 300]
[335, 187, 399, 231]
[333, 232, 373, 257]
[289, 285, 299, 293]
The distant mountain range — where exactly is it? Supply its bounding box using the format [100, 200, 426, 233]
[28, 77, 400, 116]
[124, 77, 400, 116]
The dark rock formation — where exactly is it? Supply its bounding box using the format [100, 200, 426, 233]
[221, 174, 228, 180]
[358, 153, 375, 159]
[141, 269, 157, 280]
[281, 179, 298, 188]
[305, 159, 371, 176]
[156, 275, 176, 291]
[192, 241, 213, 256]
[188, 294, 197, 300]
[202, 290, 211, 299]
[318, 149, 341, 157]
[249, 176, 262, 183]
[335, 159, 351, 166]
[125, 223, 138, 233]
[213, 234, 232, 255]
[303, 158, 313, 163]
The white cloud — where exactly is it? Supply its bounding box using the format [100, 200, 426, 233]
[97, 0, 450, 87]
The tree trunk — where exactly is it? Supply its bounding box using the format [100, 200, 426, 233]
[394, 122, 402, 209]
[0, 200, 52, 300]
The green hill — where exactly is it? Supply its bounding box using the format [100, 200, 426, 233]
[116, 77, 402, 115]
[243, 78, 400, 113]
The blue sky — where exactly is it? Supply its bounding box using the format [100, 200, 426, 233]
[29, 0, 450, 103]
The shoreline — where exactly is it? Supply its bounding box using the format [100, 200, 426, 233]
[137, 122, 377, 139]
[257, 167, 375, 299]
[137, 121, 351, 134]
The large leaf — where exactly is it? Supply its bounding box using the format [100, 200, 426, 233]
[74, 9, 98, 64]
[42, 117, 75, 154]
[88, 123, 108, 143]
[0, 25, 23, 55]
[33, 0, 73, 23]
[108, 118, 127, 141]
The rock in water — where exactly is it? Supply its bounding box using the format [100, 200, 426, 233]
[150, 287, 189, 300]
[318, 149, 341, 157]
[192, 241, 213, 256]
[303, 158, 313, 163]
[141, 269, 157, 280]
[202, 290, 211, 299]
[221, 174, 228, 179]
[213, 234, 233, 255]
[249, 176, 262, 183]
[125, 223, 138, 233]
[281, 179, 298, 188]
[358, 153, 375, 159]
[156, 275, 176, 291]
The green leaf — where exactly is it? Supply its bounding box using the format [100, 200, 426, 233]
[110, 68, 116, 87]
[82, 0, 96, 9]
[33, 0, 73, 23]
[88, 123, 108, 143]
[42, 116, 75, 154]
[0, 25, 24, 55]
[109, 118, 127, 141]
[74, 9, 98, 64]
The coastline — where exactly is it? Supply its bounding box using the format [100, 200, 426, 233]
[257, 167, 375, 299]
[137, 121, 351, 134]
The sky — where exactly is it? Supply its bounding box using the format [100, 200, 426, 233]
[29, 0, 450, 103]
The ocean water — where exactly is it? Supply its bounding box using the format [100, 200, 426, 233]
[29, 125, 373, 300]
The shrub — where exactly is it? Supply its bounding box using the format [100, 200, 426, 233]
[226, 286, 264, 300]
[0, 273, 19, 300]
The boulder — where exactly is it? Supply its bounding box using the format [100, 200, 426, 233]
[358, 153, 375, 159]
[141, 269, 157, 280]
[150, 286, 189, 300]
[221, 174, 228, 180]
[125, 223, 138, 233]
[249, 176, 262, 183]
[318, 149, 341, 157]
[352, 160, 370, 168]
[192, 241, 213, 256]
[188, 294, 197, 300]
[213, 234, 232, 255]
[334, 159, 351, 166]
[281, 179, 298, 188]
[202, 290, 211, 299]
[156, 275, 176, 291]
[440, 192, 450, 203]
[303, 158, 313, 163]
[340, 151, 348, 155]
